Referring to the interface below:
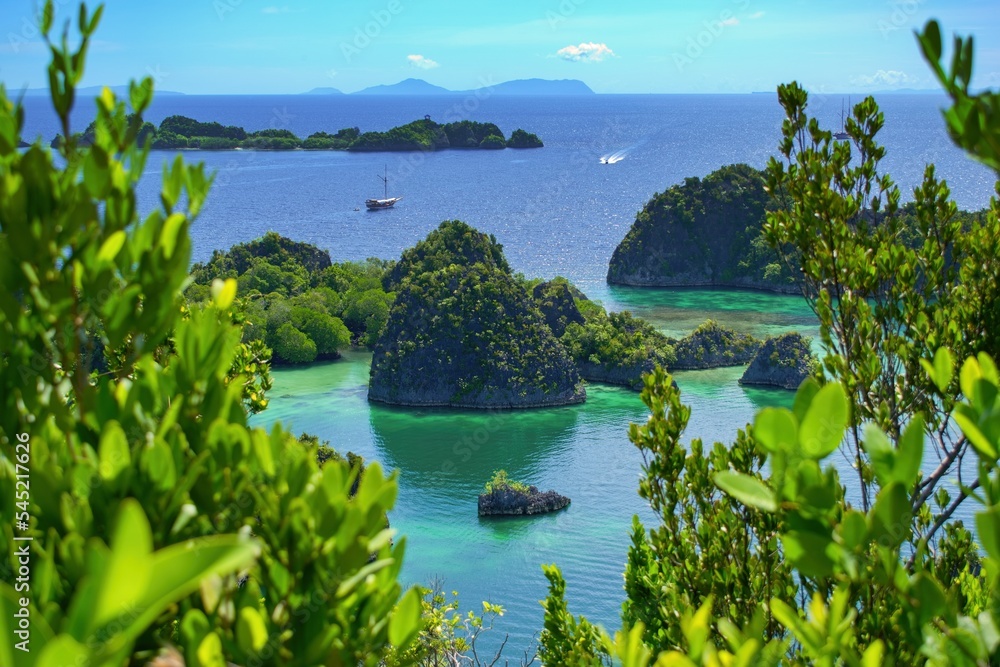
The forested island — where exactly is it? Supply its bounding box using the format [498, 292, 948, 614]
[608, 162, 989, 294]
[186, 223, 810, 408]
[64, 115, 543, 151]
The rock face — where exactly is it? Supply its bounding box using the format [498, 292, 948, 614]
[607, 164, 797, 293]
[369, 221, 586, 409]
[672, 320, 761, 370]
[532, 280, 586, 337]
[740, 332, 815, 390]
[478, 486, 570, 516]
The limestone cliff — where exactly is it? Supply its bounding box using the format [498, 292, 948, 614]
[607, 164, 797, 293]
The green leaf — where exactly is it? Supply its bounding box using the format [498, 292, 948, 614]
[783, 529, 836, 578]
[92, 498, 152, 629]
[97, 230, 126, 264]
[236, 607, 269, 654]
[923, 20, 943, 62]
[98, 421, 131, 483]
[161, 213, 186, 259]
[863, 424, 895, 487]
[196, 632, 226, 667]
[910, 572, 950, 626]
[753, 408, 798, 454]
[960, 357, 983, 407]
[839, 510, 868, 551]
[389, 588, 421, 649]
[933, 347, 954, 392]
[869, 482, 911, 549]
[799, 383, 849, 459]
[792, 377, 821, 423]
[896, 415, 925, 488]
[37, 635, 88, 667]
[954, 405, 998, 461]
[83, 148, 110, 197]
[714, 471, 777, 512]
[976, 505, 1000, 561]
[861, 640, 885, 667]
[211, 278, 237, 310]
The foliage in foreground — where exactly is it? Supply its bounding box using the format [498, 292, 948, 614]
[538, 19, 1000, 667]
[0, 5, 422, 665]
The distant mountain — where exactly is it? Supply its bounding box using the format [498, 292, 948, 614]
[349, 77, 595, 96]
[353, 78, 453, 95]
[20, 85, 185, 97]
[487, 79, 594, 96]
[302, 86, 345, 95]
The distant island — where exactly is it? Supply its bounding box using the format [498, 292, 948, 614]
[348, 77, 595, 96]
[302, 87, 345, 95]
[22, 78, 593, 97]
[62, 115, 543, 152]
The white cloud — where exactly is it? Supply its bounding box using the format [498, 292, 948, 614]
[747, 11, 765, 19]
[556, 42, 616, 63]
[852, 69, 914, 87]
[262, 6, 290, 14]
[721, 16, 739, 26]
[407, 54, 440, 70]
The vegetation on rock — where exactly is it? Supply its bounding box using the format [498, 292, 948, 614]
[507, 128, 544, 148]
[740, 332, 817, 389]
[479, 470, 570, 516]
[483, 469, 531, 495]
[385, 219, 512, 288]
[532, 278, 586, 337]
[561, 309, 676, 389]
[369, 224, 584, 408]
[671, 319, 761, 369]
[132, 114, 542, 152]
[607, 163, 797, 291]
[189, 232, 394, 362]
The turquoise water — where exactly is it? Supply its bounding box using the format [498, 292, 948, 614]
[250, 287, 805, 653]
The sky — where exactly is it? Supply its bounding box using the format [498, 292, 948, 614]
[1, 0, 999, 94]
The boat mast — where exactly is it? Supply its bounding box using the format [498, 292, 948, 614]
[377, 164, 389, 199]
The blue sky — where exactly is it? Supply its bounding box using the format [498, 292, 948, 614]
[1, 0, 998, 94]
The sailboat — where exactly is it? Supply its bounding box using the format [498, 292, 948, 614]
[834, 98, 850, 140]
[365, 165, 402, 210]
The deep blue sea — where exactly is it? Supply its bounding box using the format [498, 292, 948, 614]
[18, 92, 998, 655]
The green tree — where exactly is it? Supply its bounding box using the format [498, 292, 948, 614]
[272, 321, 318, 363]
[0, 5, 420, 665]
[291, 305, 351, 357]
[540, 19, 1000, 666]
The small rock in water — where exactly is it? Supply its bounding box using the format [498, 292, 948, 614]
[478, 485, 570, 516]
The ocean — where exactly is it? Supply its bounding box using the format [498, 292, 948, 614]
[18, 91, 997, 655]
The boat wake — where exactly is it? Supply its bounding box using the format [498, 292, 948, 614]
[599, 149, 628, 164]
